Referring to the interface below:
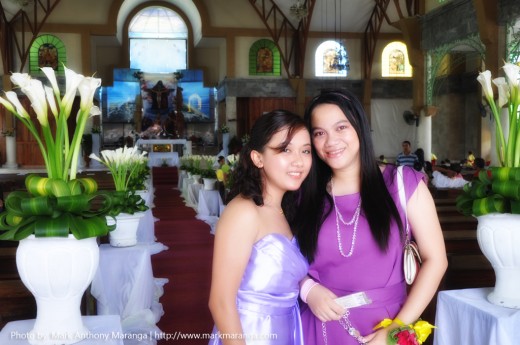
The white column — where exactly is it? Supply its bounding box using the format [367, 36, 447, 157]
[77, 143, 85, 170]
[417, 110, 432, 163]
[222, 133, 229, 157]
[89, 133, 103, 169]
[3, 135, 18, 169]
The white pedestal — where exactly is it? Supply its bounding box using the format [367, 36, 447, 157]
[3, 136, 18, 168]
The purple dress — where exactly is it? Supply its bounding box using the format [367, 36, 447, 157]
[210, 233, 308, 345]
[301, 165, 425, 344]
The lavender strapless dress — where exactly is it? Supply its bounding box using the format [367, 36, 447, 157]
[209, 233, 308, 345]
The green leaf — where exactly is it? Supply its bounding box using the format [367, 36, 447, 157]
[472, 195, 508, 216]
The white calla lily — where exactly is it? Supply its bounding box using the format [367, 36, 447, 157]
[477, 70, 494, 102]
[5, 91, 30, 118]
[493, 78, 509, 108]
[45, 86, 58, 119]
[10, 73, 31, 88]
[0, 94, 15, 114]
[40, 67, 60, 98]
[89, 105, 101, 117]
[62, 67, 84, 118]
[22, 79, 48, 126]
[78, 76, 102, 111]
[503, 62, 520, 105]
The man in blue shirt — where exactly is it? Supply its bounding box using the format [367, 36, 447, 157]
[396, 140, 418, 167]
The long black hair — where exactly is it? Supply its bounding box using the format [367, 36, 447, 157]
[226, 109, 308, 228]
[293, 88, 404, 263]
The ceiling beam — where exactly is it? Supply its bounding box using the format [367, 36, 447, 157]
[0, 0, 62, 73]
[248, 0, 315, 78]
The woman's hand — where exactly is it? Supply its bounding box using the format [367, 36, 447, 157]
[362, 327, 391, 345]
[305, 283, 345, 322]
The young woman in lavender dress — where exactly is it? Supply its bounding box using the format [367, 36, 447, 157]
[292, 89, 448, 345]
[208, 110, 312, 345]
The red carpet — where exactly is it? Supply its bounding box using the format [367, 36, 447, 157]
[151, 167, 215, 344]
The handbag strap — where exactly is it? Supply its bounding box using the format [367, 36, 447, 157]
[396, 165, 411, 243]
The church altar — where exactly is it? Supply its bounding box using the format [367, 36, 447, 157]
[135, 139, 187, 167]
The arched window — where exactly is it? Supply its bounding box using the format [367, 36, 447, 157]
[129, 6, 188, 73]
[381, 41, 413, 77]
[29, 34, 66, 74]
[315, 41, 349, 77]
[249, 39, 281, 76]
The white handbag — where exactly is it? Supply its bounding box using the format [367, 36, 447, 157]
[397, 166, 422, 285]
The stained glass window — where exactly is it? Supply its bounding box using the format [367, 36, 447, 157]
[249, 39, 281, 76]
[29, 34, 66, 74]
[381, 41, 413, 77]
[315, 41, 349, 77]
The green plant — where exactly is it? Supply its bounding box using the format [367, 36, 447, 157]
[457, 62, 520, 216]
[220, 124, 229, 133]
[201, 168, 217, 178]
[127, 161, 150, 191]
[0, 66, 114, 240]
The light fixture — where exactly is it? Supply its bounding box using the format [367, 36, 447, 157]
[289, 0, 308, 20]
[8, 0, 33, 8]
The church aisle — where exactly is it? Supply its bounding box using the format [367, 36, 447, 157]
[151, 167, 215, 345]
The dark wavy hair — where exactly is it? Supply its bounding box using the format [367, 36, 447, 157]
[226, 109, 308, 227]
[292, 88, 404, 263]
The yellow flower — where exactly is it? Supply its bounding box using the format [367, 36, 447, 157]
[412, 320, 436, 344]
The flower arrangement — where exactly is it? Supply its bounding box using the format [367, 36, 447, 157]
[0, 66, 114, 240]
[457, 62, 520, 216]
[220, 124, 229, 134]
[200, 155, 217, 179]
[90, 146, 149, 216]
[373, 318, 435, 345]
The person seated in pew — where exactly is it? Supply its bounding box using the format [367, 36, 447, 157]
[431, 162, 469, 189]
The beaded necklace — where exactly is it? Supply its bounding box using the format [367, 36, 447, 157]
[330, 179, 361, 258]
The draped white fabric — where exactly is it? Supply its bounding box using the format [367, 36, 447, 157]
[434, 288, 520, 345]
[91, 244, 168, 345]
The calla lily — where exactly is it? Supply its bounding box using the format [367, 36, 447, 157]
[45, 86, 58, 119]
[503, 62, 520, 106]
[40, 67, 60, 99]
[477, 70, 494, 102]
[5, 91, 30, 119]
[62, 67, 84, 118]
[10, 73, 31, 88]
[493, 77, 509, 108]
[22, 79, 48, 127]
[78, 77, 101, 111]
[89, 105, 101, 117]
[0, 95, 15, 114]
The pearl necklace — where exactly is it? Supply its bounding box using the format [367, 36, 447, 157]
[330, 179, 361, 258]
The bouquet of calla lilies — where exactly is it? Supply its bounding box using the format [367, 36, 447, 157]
[90, 146, 149, 216]
[457, 62, 520, 216]
[0, 66, 115, 240]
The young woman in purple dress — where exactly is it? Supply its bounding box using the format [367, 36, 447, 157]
[208, 110, 312, 344]
[292, 89, 448, 345]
